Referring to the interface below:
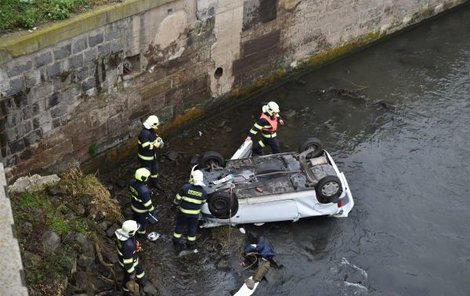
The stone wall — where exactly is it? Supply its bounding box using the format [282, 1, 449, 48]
[0, 0, 466, 179]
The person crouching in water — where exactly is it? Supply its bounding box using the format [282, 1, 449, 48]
[115, 220, 146, 296]
[172, 169, 207, 250]
[241, 235, 277, 290]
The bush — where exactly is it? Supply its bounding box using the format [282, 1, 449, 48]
[0, 0, 116, 33]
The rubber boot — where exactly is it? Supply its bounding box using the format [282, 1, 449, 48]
[186, 240, 197, 251]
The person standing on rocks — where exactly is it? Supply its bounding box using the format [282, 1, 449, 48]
[128, 168, 156, 236]
[138, 115, 164, 189]
[172, 169, 207, 250]
[115, 220, 146, 296]
[245, 101, 284, 155]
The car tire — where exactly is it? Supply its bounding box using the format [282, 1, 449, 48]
[208, 191, 238, 219]
[198, 151, 225, 170]
[299, 137, 324, 159]
[315, 175, 343, 203]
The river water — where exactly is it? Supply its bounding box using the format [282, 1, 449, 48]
[104, 5, 470, 296]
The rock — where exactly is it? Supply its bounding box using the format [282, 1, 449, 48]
[77, 255, 95, 269]
[65, 232, 95, 257]
[9, 174, 61, 193]
[282, 110, 297, 119]
[42, 231, 61, 252]
[98, 221, 109, 232]
[339, 257, 368, 285]
[23, 250, 42, 267]
[22, 222, 33, 235]
[165, 151, 179, 161]
[106, 223, 119, 238]
[143, 283, 159, 295]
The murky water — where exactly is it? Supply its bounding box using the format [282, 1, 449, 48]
[103, 6, 470, 296]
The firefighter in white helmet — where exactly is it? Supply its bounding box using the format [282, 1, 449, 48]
[138, 115, 164, 189]
[246, 101, 284, 155]
[172, 169, 208, 250]
[115, 220, 146, 295]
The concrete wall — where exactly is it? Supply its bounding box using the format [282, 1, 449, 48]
[0, 0, 466, 179]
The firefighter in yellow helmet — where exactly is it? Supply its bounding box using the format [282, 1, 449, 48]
[246, 101, 284, 155]
[128, 168, 156, 235]
[138, 115, 164, 189]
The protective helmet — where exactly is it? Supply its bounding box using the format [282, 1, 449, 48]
[189, 170, 205, 186]
[266, 101, 280, 113]
[135, 168, 151, 182]
[122, 220, 140, 237]
[143, 115, 160, 129]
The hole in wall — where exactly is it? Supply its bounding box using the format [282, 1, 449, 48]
[214, 67, 223, 79]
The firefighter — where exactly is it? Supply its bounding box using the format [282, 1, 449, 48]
[115, 220, 146, 296]
[172, 169, 207, 250]
[128, 168, 156, 235]
[246, 101, 284, 155]
[138, 115, 164, 189]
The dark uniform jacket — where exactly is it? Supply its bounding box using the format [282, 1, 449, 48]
[116, 237, 139, 274]
[138, 128, 158, 161]
[173, 184, 208, 216]
[249, 112, 282, 138]
[128, 179, 154, 214]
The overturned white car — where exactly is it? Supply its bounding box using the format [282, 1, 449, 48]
[195, 138, 354, 227]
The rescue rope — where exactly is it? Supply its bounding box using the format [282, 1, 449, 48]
[241, 253, 259, 271]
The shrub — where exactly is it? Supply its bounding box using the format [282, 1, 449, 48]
[0, 0, 116, 34]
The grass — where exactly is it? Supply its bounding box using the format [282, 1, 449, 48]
[0, 0, 119, 34]
[10, 167, 123, 295]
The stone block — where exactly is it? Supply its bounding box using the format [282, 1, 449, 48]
[88, 33, 104, 47]
[83, 48, 98, 63]
[50, 104, 68, 119]
[9, 139, 25, 154]
[110, 41, 123, 54]
[54, 44, 72, 60]
[7, 59, 32, 77]
[47, 62, 62, 79]
[32, 83, 54, 100]
[7, 77, 25, 97]
[34, 51, 53, 68]
[48, 92, 60, 108]
[98, 43, 111, 56]
[24, 70, 41, 88]
[69, 54, 84, 70]
[72, 37, 88, 54]
[24, 129, 42, 147]
[82, 77, 97, 92]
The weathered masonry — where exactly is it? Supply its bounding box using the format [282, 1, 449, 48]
[0, 0, 466, 179]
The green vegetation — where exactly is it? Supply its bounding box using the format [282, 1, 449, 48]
[10, 167, 123, 295]
[0, 0, 117, 33]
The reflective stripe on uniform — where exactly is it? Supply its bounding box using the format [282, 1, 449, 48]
[131, 204, 149, 213]
[150, 173, 159, 178]
[181, 196, 204, 204]
[138, 140, 152, 148]
[262, 132, 277, 138]
[179, 208, 201, 215]
[175, 193, 182, 201]
[138, 153, 154, 161]
[187, 236, 196, 241]
[258, 140, 265, 148]
[136, 270, 145, 279]
[143, 200, 152, 207]
[123, 258, 134, 264]
[173, 232, 182, 238]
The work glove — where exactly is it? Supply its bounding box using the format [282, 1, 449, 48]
[154, 137, 164, 148]
[129, 273, 135, 280]
[245, 136, 252, 141]
[279, 119, 284, 125]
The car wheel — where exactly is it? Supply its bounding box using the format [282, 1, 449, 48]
[315, 175, 342, 203]
[198, 151, 225, 171]
[299, 137, 324, 159]
[208, 191, 238, 219]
